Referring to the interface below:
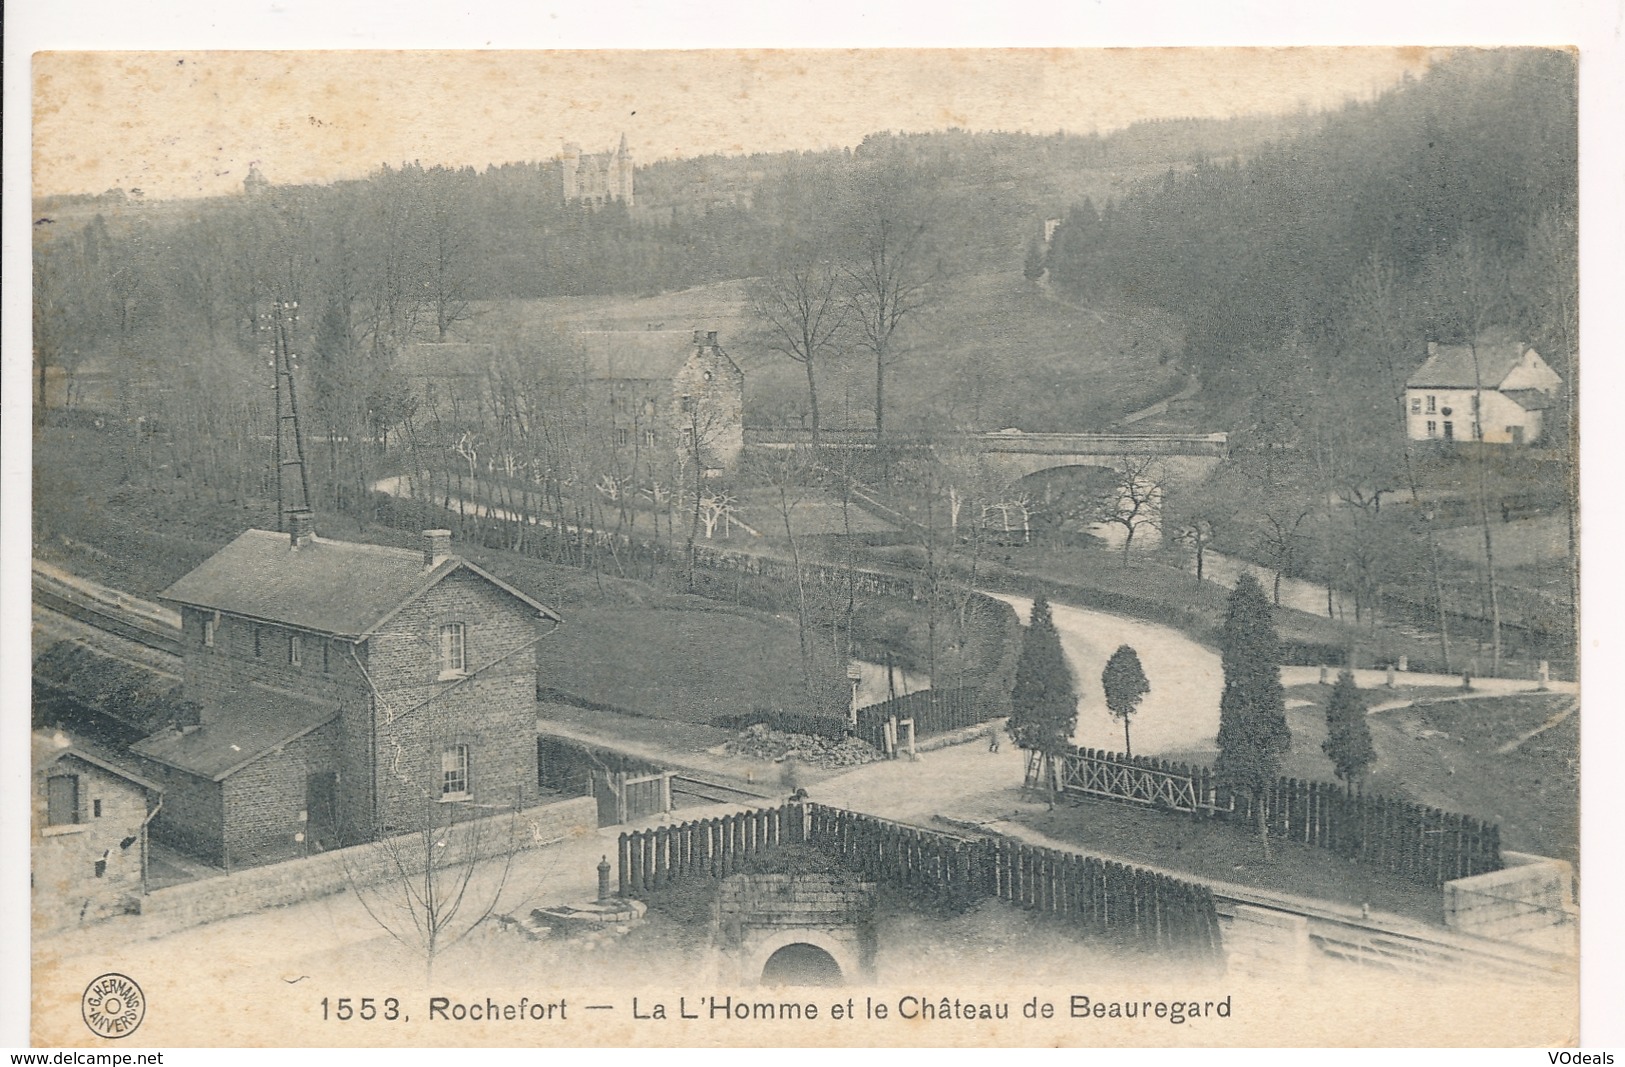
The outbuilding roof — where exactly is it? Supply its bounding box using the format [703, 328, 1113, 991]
[1501, 388, 1555, 412]
[1406, 338, 1532, 390]
[158, 529, 558, 638]
[35, 733, 165, 795]
[130, 687, 339, 781]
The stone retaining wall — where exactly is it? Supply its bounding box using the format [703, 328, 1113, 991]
[1442, 850, 1577, 952]
[139, 796, 596, 936]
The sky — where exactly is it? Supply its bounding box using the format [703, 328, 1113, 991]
[31, 48, 1436, 201]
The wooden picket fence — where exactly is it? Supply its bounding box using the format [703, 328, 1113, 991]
[616, 802, 1221, 957]
[617, 805, 803, 897]
[853, 688, 992, 749]
[1051, 746, 1502, 887]
[805, 804, 985, 908]
[983, 835, 1223, 954]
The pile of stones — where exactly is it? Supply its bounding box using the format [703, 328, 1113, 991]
[724, 723, 883, 769]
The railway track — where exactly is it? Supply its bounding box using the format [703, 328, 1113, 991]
[32, 569, 183, 656]
[669, 773, 774, 808]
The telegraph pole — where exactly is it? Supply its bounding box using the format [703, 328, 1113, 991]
[263, 299, 312, 531]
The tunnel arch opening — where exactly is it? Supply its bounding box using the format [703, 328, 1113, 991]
[760, 942, 844, 987]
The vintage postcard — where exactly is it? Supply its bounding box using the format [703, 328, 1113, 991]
[23, 46, 1587, 1047]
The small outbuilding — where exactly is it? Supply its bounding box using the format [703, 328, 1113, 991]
[32, 732, 162, 930]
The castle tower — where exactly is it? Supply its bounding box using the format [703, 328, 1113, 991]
[615, 132, 635, 207]
[561, 143, 581, 201]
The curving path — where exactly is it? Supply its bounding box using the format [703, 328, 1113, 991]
[988, 593, 1222, 757]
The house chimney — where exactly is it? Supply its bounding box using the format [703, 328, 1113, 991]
[289, 510, 316, 549]
[424, 529, 453, 568]
[706, 331, 718, 347]
[1427, 341, 1438, 357]
[692, 329, 704, 346]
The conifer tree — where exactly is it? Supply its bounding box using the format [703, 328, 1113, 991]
[1008, 596, 1078, 800]
[1102, 644, 1151, 757]
[1321, 668, 1376, 790]
[1214, 573, 1291, 858]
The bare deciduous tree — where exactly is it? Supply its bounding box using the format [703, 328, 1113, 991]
[342, 788, 527, 982]
[845, 215, 932, 448]
[749, 250, 847, 451]
[1100, 455, 1168, 563]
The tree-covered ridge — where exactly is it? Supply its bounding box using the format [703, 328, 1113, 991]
[1046, 49, 1578, 399]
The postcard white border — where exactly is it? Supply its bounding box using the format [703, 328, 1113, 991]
[5, 0, 1622, 1053]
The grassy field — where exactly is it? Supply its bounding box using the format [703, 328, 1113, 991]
[535, 603, 846, 723]
[1015, 802, 1444, 924]
[1392, 693, 1579, 866]
[1436, 514, 1567, 571]
[1162, 685, 1579, 867]
[454, 268, 1185, 434]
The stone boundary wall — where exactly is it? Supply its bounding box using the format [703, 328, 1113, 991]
[1443, 850, 1576, 949]
[715, 873, 876, 927]
[139, 796, 596, 936]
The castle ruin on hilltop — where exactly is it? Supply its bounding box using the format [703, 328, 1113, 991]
[562, 134, 634, 207]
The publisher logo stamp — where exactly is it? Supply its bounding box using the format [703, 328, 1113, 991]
[82, 973, 145, 1039]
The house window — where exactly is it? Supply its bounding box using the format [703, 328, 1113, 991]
[1426, 420, 1438, 438]
[642, 429, 657, 447]
[1410, 397, 1422, 415]
[203, 618, 216, 648]
[441, 745, 470, 800]
[680, 394, 696, 413]
[289, 633, 303, 667]
[1443, 421, 1454, 441]
[93, 799, 102, 818]
[680, 427, 694, 448]
[439, 623, 467, 677]
[323, 641, 332, 674]
[47, 775, 79, 827]
[254, 626, 264, 658]
[1426, 395, 1437, 414]
[615, 428, 630, 447]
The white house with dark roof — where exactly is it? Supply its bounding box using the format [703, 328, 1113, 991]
[1405, 335, 1563, 445]
[133, 515, 560, 869]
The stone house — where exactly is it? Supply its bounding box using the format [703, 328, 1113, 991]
[1405, 336, 1563, 445]
[33, 733, 162, 930]
[579, 329, 745, 476]
[131, 515, 560, 870]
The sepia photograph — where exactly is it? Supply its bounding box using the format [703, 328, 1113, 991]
[14, 36, 1604, 1048]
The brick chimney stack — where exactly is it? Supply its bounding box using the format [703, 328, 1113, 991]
[692, 329, 704, 345]
[706, 331, 718, 347]
[424, 529, 453, 568]
[289, 510, 316, 549]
